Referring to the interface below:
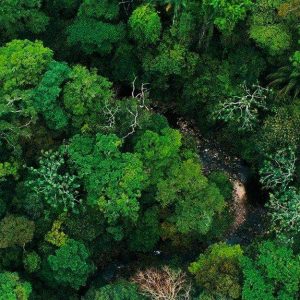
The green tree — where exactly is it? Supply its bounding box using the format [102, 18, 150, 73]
[23, 251, 41, 273]
[0, 215, 35, 248]
[48, 239, 94, 290]
[0, 39, 53, 93]
[202, 0, 253, 35]
[267, 188, 300, 242]
[63, 65, 114, 132]
[32, 61, 70, 130]
[249, 0, 292, 55]
[241, 241, 300, 299]
[67, 19, 125, 56]
[26, 150, 81, 215]
[84, 281, 144, 300]
[268, 51, 300, 98]
[77, 0, 119, 20]
[134, 128, 182, 184]
[208, 171, 233, 201]
[0, 161, 19, 182]
[67, 134, 147, 238]
[0, 40, 53, 150]
[67, 0, 125, 55]
[128, 207, 160, 252]
[0, 271, 32, 300]
[189, 243, 243, 299]
[259, 147, 296, 191]
[0, 1, 48, 40]
[129, 5, 162, 45]
[157, 159, 225, 235]
[258, 107, 300, 154]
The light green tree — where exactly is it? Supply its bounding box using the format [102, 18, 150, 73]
[189, 243, 243, 299]
[0, 272, 32, 300]
[129, 5, 162, 45]
[63, 65, 114, 132]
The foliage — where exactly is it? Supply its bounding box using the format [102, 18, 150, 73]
[268, 51, 300, 98]
[32, 61, 70, 130]
[45, 217, 69, 247]
[1, 0, 300, 296]
[213, 83, 269, 131]
[202, 0, 253, 35]
[128, 207, 160, 252]
[67, 19, 125, 56]
[0, 271, 32, 300]
[77, 0, 119, 21]
[249, 0, 292, 55]
[134, 128, 181, 184]
[67, 134, 147, 233]
[129, 5, 162, 45]
[26, 150, 81, 215]
[0, 215, 35, 249]
[84, 281, 144, 300]
[267, 188, 300, 242]
[0, 162, 19, 181]
[0, 0, 48, 39]
[208, 171, 233, 201]
[258, 107, 300, 154]
[241, 241, 300, 299]
[189, 243, 243, 299]
[259, 147, 297, 191]
[157, 159, 225, 235]
[63, 65, 114, 132]
[48, 239, 95, 290]
[0, 39, 53, 93]
[23, 251, 41, 273]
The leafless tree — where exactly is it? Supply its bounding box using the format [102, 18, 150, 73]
[132, 266, 192, 300]
[102, 99, 120, 131]
[260, 147, 297, 191]
[131, 76, 150, 110]
[214, 83, 270, 131]
[122, 76, 150, 139]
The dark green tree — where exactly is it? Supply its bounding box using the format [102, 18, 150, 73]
[32, 61, 70, 130]
[84, 281, 144, 300]
[0, 1, 48, 40]
[0, 215, 35, 248]
[48, 239, 95, 290]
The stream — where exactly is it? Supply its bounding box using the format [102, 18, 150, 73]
[159, 107, 267, 245]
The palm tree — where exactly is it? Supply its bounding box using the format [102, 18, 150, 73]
[268, 53, 300, 98]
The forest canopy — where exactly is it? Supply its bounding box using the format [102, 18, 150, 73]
[0, 0, 300, 299]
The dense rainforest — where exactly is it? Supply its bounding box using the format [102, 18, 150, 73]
[0, 0, 300, 299]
